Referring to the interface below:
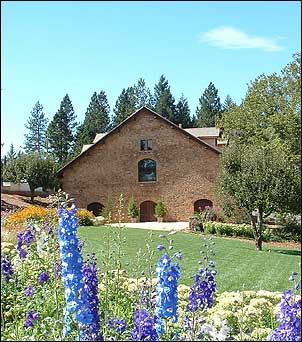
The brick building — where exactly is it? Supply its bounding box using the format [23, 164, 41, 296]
[57, 107, 223, 222]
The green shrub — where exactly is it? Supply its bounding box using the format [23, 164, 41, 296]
[127, 197, 139, 218]
[155, 200, 166, 218]
[203, 222, 254, 239]
[77, 209, 95, 226]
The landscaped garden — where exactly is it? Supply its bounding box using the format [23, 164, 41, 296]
[1, 194, 301, 341]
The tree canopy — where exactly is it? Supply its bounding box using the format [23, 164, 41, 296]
[46, 94, 77, 164]
[196, 82, 222, 127]
[74, 91, 110, 154]
[24, 101, 48, 153]
[217, 53, 301, 250]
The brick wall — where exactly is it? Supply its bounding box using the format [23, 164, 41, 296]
[61, 108, 221, 222]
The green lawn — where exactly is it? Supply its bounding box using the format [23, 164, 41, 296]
[78, 225, 301, 293]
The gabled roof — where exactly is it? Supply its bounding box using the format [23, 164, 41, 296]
[57, 106, 221, 176]
[184, 127, 221, 138]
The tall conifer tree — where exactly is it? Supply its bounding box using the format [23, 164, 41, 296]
[24, 101, 48, 153]
[154, 75, 176, 122]
[112, 87, 136, 127]
[46, 94, 77, 164]
[196, 82, 222, 127]
[133, 78, 154, 110]
[74, 91, 110, 154]
[175, 94, 191, 128]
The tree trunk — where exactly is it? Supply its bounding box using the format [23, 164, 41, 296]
[29, 186, 35, 203]
[250, 206, 263, 251]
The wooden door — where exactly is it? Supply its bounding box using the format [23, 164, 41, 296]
[140, 201, 156, 222]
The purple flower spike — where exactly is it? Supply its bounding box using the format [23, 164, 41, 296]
[157, 245, 165, 251]
[38, 272, 49, 283]
[24, 311, 40, 329]
[25, 285, 35, 297]
[1, 255, 14, 282]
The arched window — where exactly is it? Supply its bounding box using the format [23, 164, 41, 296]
[194, 199, 213, 213]
[87, 202, 104, 216]
[138, 159, 156, 182]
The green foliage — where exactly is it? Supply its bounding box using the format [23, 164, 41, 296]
[127, 197, 139, 218]
[175, 94, 192, 128]
[222, 94, 237, 114]
[203, 222, 254, 239]
[154, 75, 176, 122]
[112, 87, 137, 127]
[24, 101, 48, 154]
[46, 94, 77, 164]
[216, 53, 301, 250]
[3, 152, 57, 201]
[133, 78, 154, 110]
[73, 91, 110, 154]
[155, 200, 166, 217]
[196, 82, 222, 127]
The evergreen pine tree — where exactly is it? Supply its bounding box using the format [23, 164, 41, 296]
[175, 94, 191, 128]
[133, 78, 154, 110]
[190, 114, 198, 128]
[24, 101, 48, 153]
[196, 82, 222, 127]
[222, 94, 236, 112]
[73, 91, 110, 154]
[112, 87, 136, 127]
[46, 94, 77, 164]
[154, 75, 176, 121]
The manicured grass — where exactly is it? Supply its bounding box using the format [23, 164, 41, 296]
[78, 225, 301, 293]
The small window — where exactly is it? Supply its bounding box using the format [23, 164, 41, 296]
[140, 139, 152, 151]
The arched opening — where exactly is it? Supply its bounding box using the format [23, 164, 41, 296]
[87, 202, 104, 216]
[194, 199, 213, 213]
[138, 159, 156, 182]
[140, 200, 156, 222]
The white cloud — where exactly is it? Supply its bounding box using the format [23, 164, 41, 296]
[200, 26, 284, 52]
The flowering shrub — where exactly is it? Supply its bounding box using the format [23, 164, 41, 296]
[4, 206, 95, 229]
[203, 221, 254, 239]
[5, 206, 50, 227]
[1, 193, 301, 341]
[76, 209, 95, 226]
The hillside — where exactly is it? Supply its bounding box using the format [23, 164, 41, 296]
[1, 193, 51, 212]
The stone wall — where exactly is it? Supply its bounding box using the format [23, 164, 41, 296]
[61, 108, 221, 222]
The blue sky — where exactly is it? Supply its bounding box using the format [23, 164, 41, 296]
[1, 1, 301, 156]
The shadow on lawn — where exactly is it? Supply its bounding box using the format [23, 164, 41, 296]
[271, 249, 301, 256]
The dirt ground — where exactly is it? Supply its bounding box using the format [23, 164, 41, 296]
[1, 193, 51, 212]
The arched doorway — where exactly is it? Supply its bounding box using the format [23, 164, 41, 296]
[87, 202, 104, 216]
[140, 201, 156, 222]
[194, 199, 213, 213]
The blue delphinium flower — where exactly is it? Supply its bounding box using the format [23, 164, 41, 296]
[24, 311, 40, 329]
[82, 254, 102, 340]
[1, 255, 14, 282]
[58, 204, 102, 341]
[155, 253, 181, 334]
[25, 285, 35, 297]
[107, 318, 127, 334]
[186, 267, 216, 312]
[16, 226, 35, 259]
[131, 309, 158, 341]
[38, 272, 49, 283]
[269, 289, 301, 341]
